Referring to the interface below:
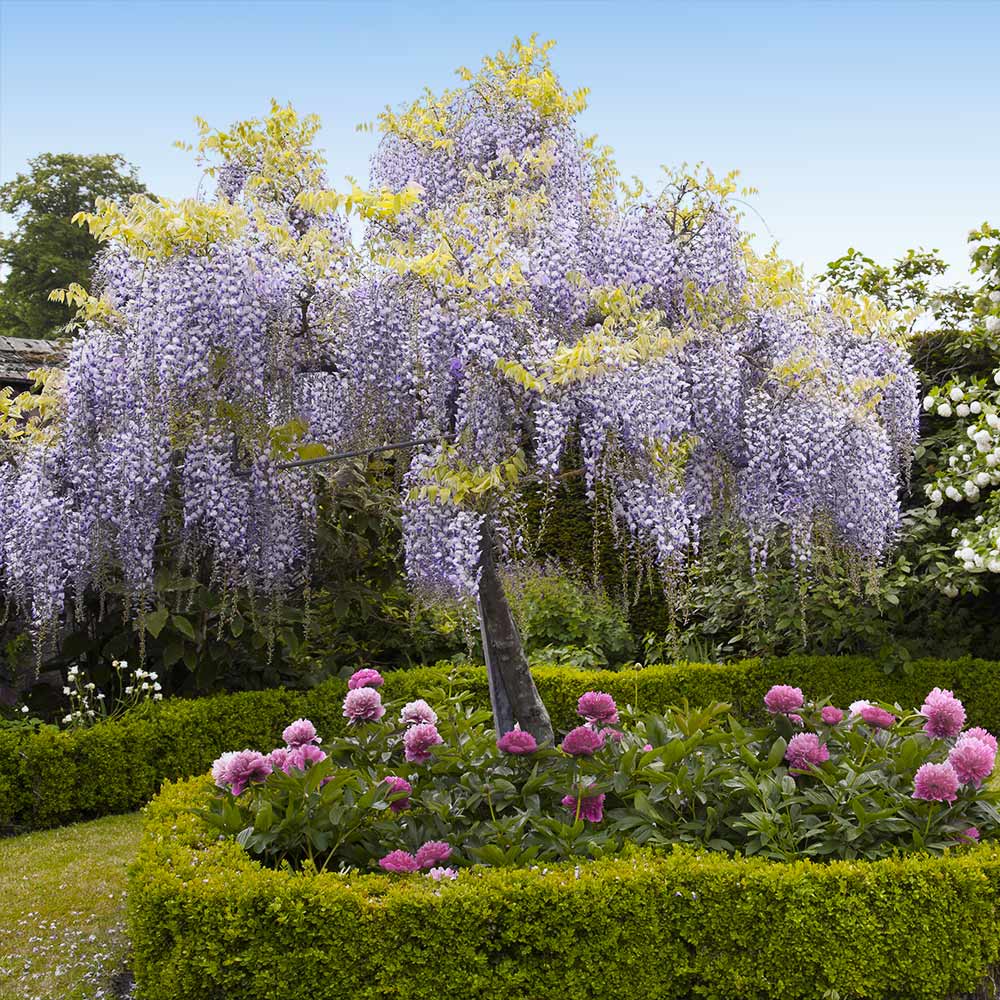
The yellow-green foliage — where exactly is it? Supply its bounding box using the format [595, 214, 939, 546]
[7, 655, 1000, 834]
[128, 776, 1000, 1000]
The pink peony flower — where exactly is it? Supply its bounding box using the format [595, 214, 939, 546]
[912, 762, 960, 803]
[415, 840, 452, 869]
[785, 733, 830, 770]
[577, 691, 619, 726]
[849, 700, 871, 717]
[599, 727, 624, 744]
[859, 705, 896, 729]
[963, 727, 998, 754]
[214, 749, 271, 796]
[399, 699, 437, 726]
[427, 866, 458, 881]
[949, 736, 996, 787]
[404, 723, 443, 763]
[764, 685, 803, 715]
[497, 729, 538, 755]
[959, 827, 980, 842]
[282, 718, 319, 748]
[642, 743, 653, 752]
[288, 744, 327, 770]
[383, 775, 412, 813]
[788, 714, 804, 727]
[348, 668, 385, 690]
[561, 790, 606, 823]
[267, 747, 293, 773]
[919, 688, 966, 739]
[378, 850, 419, 874]
[343, 687, 386, 723]
[561, 725, 605, 757]
[821, 706, 844, 725]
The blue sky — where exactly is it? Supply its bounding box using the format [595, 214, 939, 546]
[2, 0, 998, 282]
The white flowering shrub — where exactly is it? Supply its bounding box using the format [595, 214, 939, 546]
[924, 223, 1000, 576]
[61, 658, 162, 728]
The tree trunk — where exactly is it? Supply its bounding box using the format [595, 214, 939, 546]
[476, 521, 554, 745]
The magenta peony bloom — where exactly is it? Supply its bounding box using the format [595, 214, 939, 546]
[404, 723, 444, 763]
[949, 736, 996, 787]
[785, 733, 830, 770]
[859, 705, 896, 729]
[912, 762, 960, 803]
[963, 727, 998, 754]
[561, 790, 606, 823]
[378, 850, 419, 874]
[849, 700, 871, 717]
[919, 688, 966, 739]
[267, 747, 293, 773]
[764, 685, 803, 715]
[599, 727, 624, 744]
[383, 775, 412, 813]
[288, 744, 327, 770]
[399, 699, 438, 726]
[282, 718, 319, 748]
[497, 729, 538, 755]
[821, 706, 844, 725]
[215, 749, 271, 796]
[788, 714, 804, 727]
[561, 725, 605, 757]
[577, 691, 619, 726]
[642, 743, 653, 752]
[427, 866, 458, 881]
[415, 840, 452, 869]
[959, 827, 980, 842]
[348, 668, 385, 690]
[343, 687, 386, 723]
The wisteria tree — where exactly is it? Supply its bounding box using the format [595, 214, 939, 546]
[0, 39, 919, 743]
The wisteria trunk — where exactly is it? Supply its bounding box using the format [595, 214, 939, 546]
[477, 522, 554, 745]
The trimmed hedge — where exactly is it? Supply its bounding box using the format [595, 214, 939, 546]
[6, 654, 1000, 833]
[129, 776, 1000, 1000]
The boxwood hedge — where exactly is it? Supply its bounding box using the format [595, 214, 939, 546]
[129, 776, 1000, 1000]
[5, 654, 1000, 833]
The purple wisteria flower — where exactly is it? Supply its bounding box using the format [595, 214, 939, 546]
[400, 699, 438, 726]
[561, 790, 606, 823]
[404, 723, 444, 763]
[949, 736, 996, 787]
[282, 718, 319, 747]
[784, 733, 830, 770]
[383, 775, 412, 813]
[343, 687, 386, 723]
[577, 691, 618, 726]
[348, 668, 384, 690]
[859, 705, 896, 729]
[561, 725, 605, 757]
[497, 729, 538, 755]
[415, 841, 452, 869]
[919, 688, 966, 739]
[912, 762, 960, 803]
[820, 706, 844, 725]
[379, 850, 419, 874]
[764, 685, 803, 715]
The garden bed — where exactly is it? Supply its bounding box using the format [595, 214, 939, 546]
[7, 654, 1000, 832]
[129, 776, 1000, 1000]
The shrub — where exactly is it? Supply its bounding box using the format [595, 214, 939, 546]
[129, 775, 1000, 1000]
[7, 654, 1000, 833]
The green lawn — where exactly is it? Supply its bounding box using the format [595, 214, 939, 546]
[0, 812, 143, 1000]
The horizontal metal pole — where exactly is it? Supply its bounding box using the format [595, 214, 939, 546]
[276, 436, 442, 471]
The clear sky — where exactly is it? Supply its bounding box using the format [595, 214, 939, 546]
[2, 0, 998, 282]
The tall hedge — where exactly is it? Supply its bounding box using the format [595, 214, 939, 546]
[128, 776, 1000, 1000]
[5, 654, 1000, 833]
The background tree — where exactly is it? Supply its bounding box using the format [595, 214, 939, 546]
[0, 41, 918, 745]
[0, 153, 146, 338]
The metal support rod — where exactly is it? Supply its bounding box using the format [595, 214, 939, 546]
[276, 436, 443, 471]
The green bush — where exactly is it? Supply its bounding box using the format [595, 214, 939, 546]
[129, 776, 1000, 1000]
[6, 654, 1000, 834]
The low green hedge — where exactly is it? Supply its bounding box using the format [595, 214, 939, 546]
[5, 654, 1000, 833]
[129, 776, 1000, 1000]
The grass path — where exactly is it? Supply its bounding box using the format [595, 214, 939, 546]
[0, 812, 143, 1000]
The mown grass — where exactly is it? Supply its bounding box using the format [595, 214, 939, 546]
[0, 811, 143, 1000]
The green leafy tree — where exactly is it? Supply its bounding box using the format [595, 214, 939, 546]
[0, 153, 146, 338]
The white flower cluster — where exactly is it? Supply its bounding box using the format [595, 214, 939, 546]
[61, 659, 163, 729]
